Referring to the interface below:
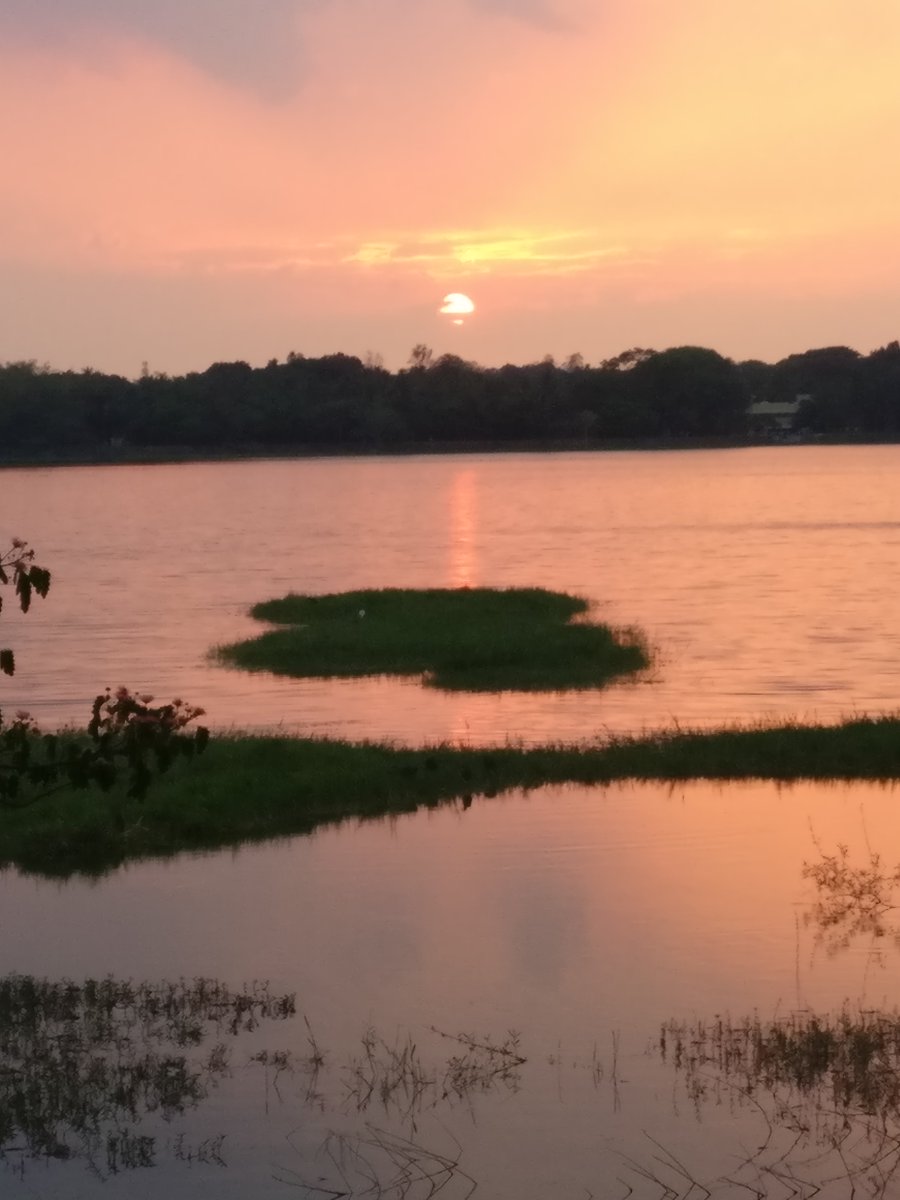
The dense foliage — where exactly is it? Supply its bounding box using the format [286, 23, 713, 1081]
[5, 340, 899, 456]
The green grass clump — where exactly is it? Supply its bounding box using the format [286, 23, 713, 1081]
[216, 587, 650, 691]
[9, 713, 900, 879]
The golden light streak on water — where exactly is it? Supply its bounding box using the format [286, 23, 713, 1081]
[448, 465, 478, 589]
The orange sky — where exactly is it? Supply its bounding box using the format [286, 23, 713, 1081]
[2, 0, 900, 375]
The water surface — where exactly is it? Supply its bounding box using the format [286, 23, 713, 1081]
[3, 780, 900, 1197]
[4, 446, 900, 1196]
[5, 445, 900, 741]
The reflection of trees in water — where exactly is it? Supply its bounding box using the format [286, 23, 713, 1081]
[0, 974, 295, 1178]
[659, 1008, 900, 1198]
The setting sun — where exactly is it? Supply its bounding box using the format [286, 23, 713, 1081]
[439, 292, 476, 326]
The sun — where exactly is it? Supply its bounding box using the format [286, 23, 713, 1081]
[439, 293, 475, 326]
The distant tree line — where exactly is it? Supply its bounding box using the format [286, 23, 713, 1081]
[1, 341, 899, 456]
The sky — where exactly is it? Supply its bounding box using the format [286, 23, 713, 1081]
[3, 0, 900, 377]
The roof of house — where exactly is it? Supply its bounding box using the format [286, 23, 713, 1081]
[747, 400, 801, 416]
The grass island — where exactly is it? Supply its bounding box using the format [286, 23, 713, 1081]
[216, 587, 651, 692]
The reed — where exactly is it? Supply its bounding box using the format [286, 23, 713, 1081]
[0, 968, 521, 1192]
[661, 1005, 900, 1197]
[0, 974, 294, 1177]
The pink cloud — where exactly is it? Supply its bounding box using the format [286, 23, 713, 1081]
[0, 0, 304, 97]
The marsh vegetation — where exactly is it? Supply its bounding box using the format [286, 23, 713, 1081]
[217, 587, 650, 692]
[0, 970, 532, 1195]
[10, 714, 900, 876]
[15, 960, 900, 1197]
[0, 975, 294, 1179]
[661, 1005, 900, 1198]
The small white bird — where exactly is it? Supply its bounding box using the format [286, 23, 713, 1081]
[358, 608, 366, 619]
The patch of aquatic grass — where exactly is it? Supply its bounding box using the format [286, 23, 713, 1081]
[8, 713, 900, 878]
[216, 587, 650, 691]
[661, 1005, 900, 1195]
[597, 712, 900, 780]
[0, 974, 294, 1176]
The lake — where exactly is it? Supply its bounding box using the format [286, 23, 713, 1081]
[3, 445, 900, 1197]
[7, 443, 900, 741]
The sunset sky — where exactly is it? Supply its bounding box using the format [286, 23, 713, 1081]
[3, 0, 900, 377]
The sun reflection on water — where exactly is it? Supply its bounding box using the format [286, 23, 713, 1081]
[448, 466, 478, 589]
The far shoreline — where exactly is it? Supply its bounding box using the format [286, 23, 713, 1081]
[0, 432, 875, 471]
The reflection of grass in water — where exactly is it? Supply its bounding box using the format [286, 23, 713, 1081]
[15, 714, 900, 878]
[343, 1027, 525, 1118]
[0, 975, 295, 1178]
[803, 827, 900, 953]
[275, 1125, 478, 1200]
[216, 587, 650, 692]
[0, 971, 530, 1192]
[252, 1024, 527, 1121]
[24, 970, 888, 1199]
[271, 1028, 524, 1200]
[659, 1007, 900, 1198]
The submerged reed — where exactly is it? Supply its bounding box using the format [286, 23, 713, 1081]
[660, 1005, 900, 1197]
[0, 975, 295, 1178]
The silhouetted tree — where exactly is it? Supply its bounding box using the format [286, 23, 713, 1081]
[630, 346, 748, 436]
[773, 347, 861, 433]
[737, 359, 775, 403]
[600, 347, 657, 372]
[407, 344, 434, 371]
[858, 341, 900, 434]
[7, 339, 900, 452]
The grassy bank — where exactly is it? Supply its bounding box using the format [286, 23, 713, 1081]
[7, 713, 900, 878]
[216, 587, 650, 691]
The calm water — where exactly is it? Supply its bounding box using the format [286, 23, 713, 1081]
[5, 444, 900, 741]
[3, 782, 900, 1198]
[3, 446, 900, 1197]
